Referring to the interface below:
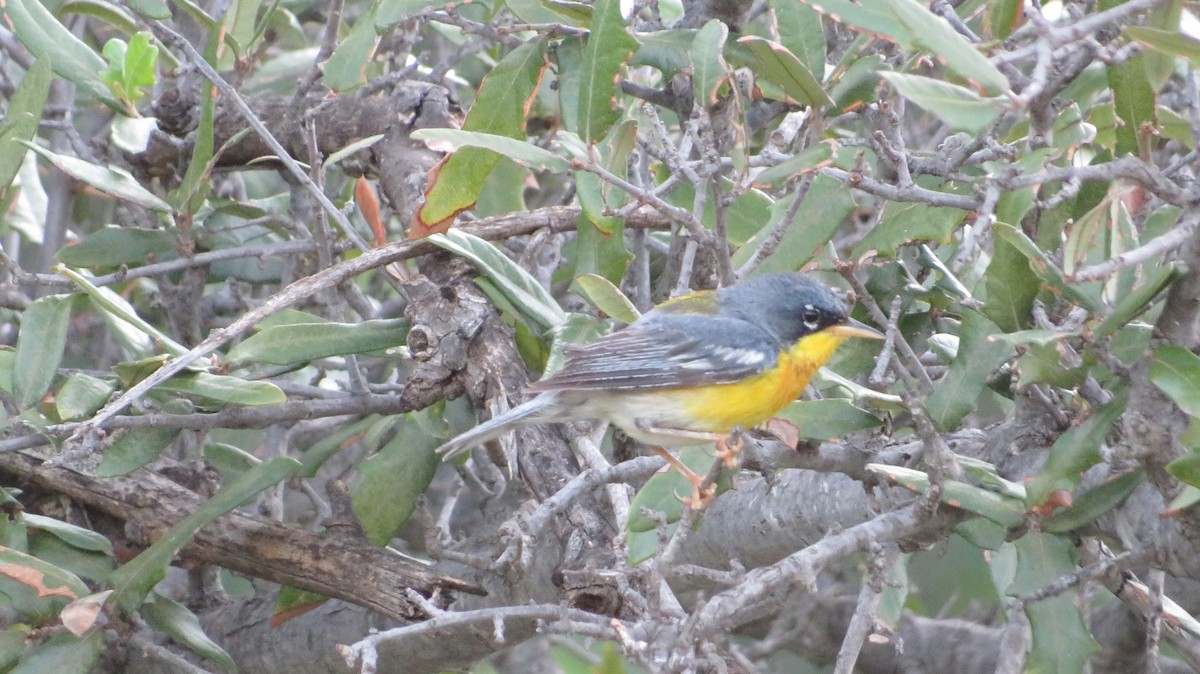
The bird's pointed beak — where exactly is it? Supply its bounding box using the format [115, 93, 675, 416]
[826, 318, 885, 340]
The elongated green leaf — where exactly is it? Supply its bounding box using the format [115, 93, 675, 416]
[8, 631, 103, 674]
[1093, 263, 1182, 337]
[21, 143, 171, 212]
[140, 592, 236, 671]
[411, 129, 569, 172]
[54, 373, 115, 421]
[852, 199, 967, 259]
[227, 318, 408, 366]
[1107, 51, 1156, 157]
[730, 36, 831, 108]
[55, 226, 177, 268]
[572, 274, 639, 324]
[803, 0, 913, 44]
[1009, 533, 1100, 673]
[1149, 346, 1200, 419]
[0, 0, 119, 107]
[992, 223, 1098, 312]
[0, 59, 51, 202]
[731, 174, 856, 274]
[884, 0, 1008, 95]
[982, 235, 1039, 332]
[575, 118, 636, 236]
[1042, 470, 1144, 533]
[776, 399, 883, 440]
[880, 72, 1001, 134]
[157, 371, 286, 406]
[691, 20, 729, 106]
[629, 29, 695, 76]
[770, 0, 825, 78]
[925, 312, 1012, 430]
[1026, 388, 1129, 508]
[109, 457, 300, 612]
[13, 294, 75, 409]
[417, 40, 547, 230]
[867, 464, 1026, 528]
[748, 143, 833, 188]
[351, 411, 440, 545]
[577, 0, 637, 142]
[21, 515, 113, 556]
[323, 3, 379, 90]
[0, 546, 89, 618]
[60, 0, 139, 34]
[97, 427, 181, 477]
[1125, 26, 1200, 66]
[58, 266, 187, 357]
[428, 230, 567, 330]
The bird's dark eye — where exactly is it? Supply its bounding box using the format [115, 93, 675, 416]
[802, 307, 821, 329]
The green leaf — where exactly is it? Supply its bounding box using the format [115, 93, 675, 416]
[157, 371, 286, 406]
[880, 72, 1001, 134]
[13, 294, 75, 409]
[829, 53, 888, 112]
[323, 3, 380, 90]
[1009, 533, 1100, 674]
[428, 230, 567, 330]
[992, 223, 1098, 312]
[731, 174, 856, 274]
[21, 142, 171, 212]
[575, 118, 637, 235]
[802, 0, 913, 44]
[883, 0, 1008, 95]
[852, 199, 967, 259]
[351, 411, 441, 545]
[0, 59, 51, 203]
[8, 631, 103, 674]
[0, 0, 119, 108]
[1149, 346, 1200, 419]
[1042, 470, 1144, 534]
[411, 129, 569, 172]
[55, 226, 177, 268]
[1093, 262, 1183, 338]
[775, 399, 883, 441]
[97, 427, 181, 477]
[227, 318, 408, 366]
[418, 39, 547, 228]
[748, 142, 833, 188]
[543, 312, 610, 378]
[729, 36, 831, 108]
[99, 32, 158, 113]
[691, 20, 729, 107]
[572, 274, 639, 324]
[54, 373, 115, 421]
[109, 457, 299, 612]
[627, 446, 725, 534]
[769, 0, 825, 78]
[60, 0, 139, 35]
[576, 0, 638, 142]
[0, 546, 89, 618]
[1026, 389, 1129, 508]
[1107, 51, 1157, 157]
[629, 29, 695, 77]
[925, 312, 1012, 430]
[982, 235, 1039, 332]
[140, 592, 236, 671]
[21, 515, 113, 556]
[867, 464, 1025, 528]
[1125, 26, 1200, 66]
[58, 266, 186, 357]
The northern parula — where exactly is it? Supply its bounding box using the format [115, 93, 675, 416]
[436, 272, 882, 483]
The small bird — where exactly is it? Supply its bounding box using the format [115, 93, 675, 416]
[436, 272, 882, 497]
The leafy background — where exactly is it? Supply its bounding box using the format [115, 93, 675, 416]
[2, 0, 1200, 672]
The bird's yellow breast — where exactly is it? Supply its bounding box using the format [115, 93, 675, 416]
[672, 331, 850, 432]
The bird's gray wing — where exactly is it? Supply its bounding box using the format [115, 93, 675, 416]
[529, 313, 780, 391]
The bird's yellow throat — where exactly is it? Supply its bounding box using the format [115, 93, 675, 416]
[675, 331, 851, 432]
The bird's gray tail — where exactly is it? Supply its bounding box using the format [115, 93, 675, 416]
[435, 393, 562, 460]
